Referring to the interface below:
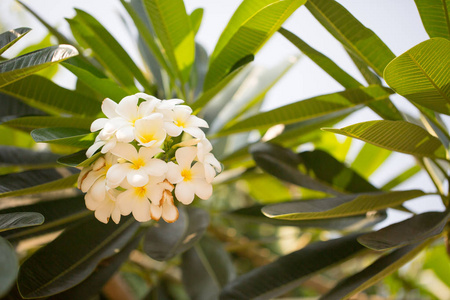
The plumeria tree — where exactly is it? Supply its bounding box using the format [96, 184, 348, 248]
[0, 0, 450, 299]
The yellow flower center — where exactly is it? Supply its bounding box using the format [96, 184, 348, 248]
[174, 118, 186, 128]
[132, 158, 145, 169]
[181, 168, 192, 181]
[140, 132, 155, 144]
[135, 186, 147, 198]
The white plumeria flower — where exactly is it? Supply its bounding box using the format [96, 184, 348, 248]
[86, 134, 118, 158]
[150, 189, 179, 223]
[166, 147, 212, 204]
[91, 188, 122, 224]
[107, 143, 167, 187]
[134, 113, 166, 148]
[165, 105, 208, 139]
[196, 138, 222, 183]
[116, 180, 155, 222]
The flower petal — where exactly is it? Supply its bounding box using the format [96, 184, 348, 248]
[117, 189, 134, 215]
[102, 98, 119, 119]
[162, 199, 179, 223]
[127, 169, 149, 187]
[132, 198, 151, 222]
[164, 122, 183, 137]
[175, 147, 197, 169]
[175, 181, 195, 205]
[166, 162, 183, 184]
[86, 140, 105, 158]
[194, 179, 213, 200]
[106, 163, 130, 187]
[184, 126, 205, 139]
[116, 125, 135, 143]
[111, 143, 138, 162]
[145, 159, 168, 177]
[187, 115, 208, 128]
[116, 95, 139, 121]
[91, 118, 108, 132]
[150, 204, 162, 221]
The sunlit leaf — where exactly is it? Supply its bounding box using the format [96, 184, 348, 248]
[423, 243, 450, 287]
[324, 120, 448, 160]
[190, 8, 204, 36]
[182, 236, 236, 300]
[217, 85, 393, 136]
[306, 0, 395, 77]
[143, 0, 195, 82]
[31, 127, 95, 148]
[320, 240, 434, 300]
[0, 45, 78, 88]
[143, 207, 209, 261]
[350, 143, 392, 179]
[358, 211, 449, 251]
[204, 0, 305, 90]
[0, 237, 18, 298]
[384, 38, 450, 115]
[220, 233, 365, 300]
[0, 27, 31, 55]
[0, 212, 44, 232]
[1, 75, 100, 116]
[17, 216, 139, 298]
[262, 190, 426, 220]
[414, 0, 450, 39]
[381, 165, 422, 191]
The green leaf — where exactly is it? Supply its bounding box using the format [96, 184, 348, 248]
[0, 27, 31, 55]
[358, 211, 449, 251]
[0, 145, 59, 167]
[0, 173, 78, 199]
[189, 8, 204, 36]
[384, 38, 450, 115]
[320, 240, 434, 300]
[0, 45, 78, 88]
[351, 143, 392, 178]
[0, 75, 101, 116]
[1, 195, 89, 243]
[299, 150, 379, 193]
[250, 142, 343, 195]
[415, 0, 450, 39]
[262, 190, 426, 220]
[17, 216, 139, 298]
[204, 0, 305, 90]
[220, 233, 365, 300]
[306, 0, 395, 77]
[423, 243, 450, 287]
[278, 27, 361, 89]
[62, 62, 129, 102]
[381, 165, 422, 191]
[217, 85, 393, 136]
[143, 207, 209, 261]
[3, 116, 94, 132]
[182, 236, 236, 300]
[324, 120, 448, 160]
[31, 127, 95, 148]
[143, 0, 195, 82]
[0, 92, 46, 122]
[57, 150, 90, 167]
[0, 237, 18, 298]
[228, 204, 387, 230]
[53, 231, 143, 300]
[0, 212, 44, 232]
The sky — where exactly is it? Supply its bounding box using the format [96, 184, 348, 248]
[0, 0, 444, 223]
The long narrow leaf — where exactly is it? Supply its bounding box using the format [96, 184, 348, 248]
[262, 190, 426, 220]
[17, 217, 139, 298]
[384, 38, 450, 115]
[0, 45, 78, 88]
[220, 233, 365, 300]
[204, 0, 305, 90]
[414, 0, 450, 39]
[3, 116, 94, 132]
[306, 0, 395, 77]
[350, 143, 392, 179]
[0, 212, 44, 232]
[31, 127, 95, 148]
[217, 85, 393, 136]
[0, 146, 58, 167]
[381, 165, 422, 191]
[0, 237, 18, 298]
[0, 27, 31, 55]
[324, 120, 448, 160]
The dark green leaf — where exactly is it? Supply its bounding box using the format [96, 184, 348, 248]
[0, 45, 78, 88]
[0, 212, 44, 232]
[57, 150, 89, 167]
[350, 143, 392, 179]
[320, 240, 434, 300]
[17, 216, 139, 298]
[217, 85, 393, 136]
[228, 204, 387, 230]
[220, 233, 365, 300]
[31, 127, 95, 148]
[384, 38, 450, 115]
[306, 0, 395, 77]
[0, 146, 58, 167]
[0, 27, 31, 55]
[182, 236, 236, 300]
[299, 150, 378, 193]
[250, 143, 343, 195]
[3, 116, 94, 132]
[143, 206, 209, 261]
[324, 120, 448, 160]
[0, 237, 18, 298]
[204, 0, 305, 90]
[358, 211, 449, 251]
[1, 75, 101, 116]
[414, 0, 450, 39]
[262, 190, 426, 220]
[0, 92, 46, 122]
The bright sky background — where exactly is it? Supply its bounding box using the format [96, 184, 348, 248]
[0, 0, 444, 224]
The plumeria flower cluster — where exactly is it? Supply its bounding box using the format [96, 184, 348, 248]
[77, 93, 221, 224]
